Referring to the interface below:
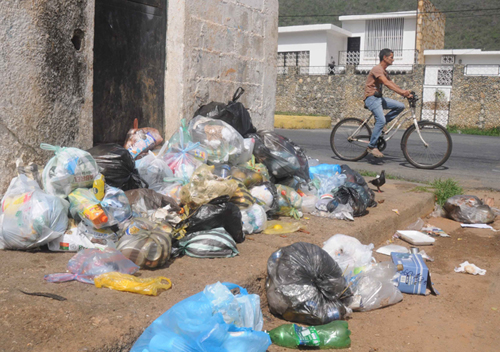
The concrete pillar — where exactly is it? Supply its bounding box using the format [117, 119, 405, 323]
[0, 0, 95, 192]
[164, 0, 279, 138]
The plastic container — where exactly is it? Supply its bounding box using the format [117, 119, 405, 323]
[268, 321, 351, 349]
[92, 174, 106, 201]
[396, 230, 436, 246]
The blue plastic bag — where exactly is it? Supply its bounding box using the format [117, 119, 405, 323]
[130, 282, 271, 352]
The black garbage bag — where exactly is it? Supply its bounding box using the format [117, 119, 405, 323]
[87, 144, 147, 191]
[444, 195, 496, 224]
[175, 196, 244, 243]
[248, 131, 310, 182]
[341, 165, 376, 207]
[266, 242, 352, 325]
[332, 184, 368, 217]
[193, 87, 256, 138]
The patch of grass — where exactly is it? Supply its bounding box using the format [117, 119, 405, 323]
[275, 111, 325, 117]
[358, 170, 401, 181]
[430, 178, 463, 206]
[411, 186, 432, 193]
[447, 125, 500, 136]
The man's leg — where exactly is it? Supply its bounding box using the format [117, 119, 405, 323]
[365, 96, 385, 149]
[382, 97, 405, 123]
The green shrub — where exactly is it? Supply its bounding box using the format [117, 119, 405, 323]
[431, 178, 463, 206]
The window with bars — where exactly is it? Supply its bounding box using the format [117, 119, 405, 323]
[364, 18, 404, 57]
[277, 51, 310, 67]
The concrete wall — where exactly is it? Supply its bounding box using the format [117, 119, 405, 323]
[164, 0, 279, 138]
[276, 66, 423, 124]
[0, 0, 95, 193]
[416, 0, 445, 64]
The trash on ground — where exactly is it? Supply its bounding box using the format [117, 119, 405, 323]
[348, 262, 403, 311]
[391, 252, 438, 295]
[376, 244, 409, 256]
[124, 118, 163, 159]
[0, 174, 69, 250]
[263, 220, 303, 235]
[406, 217, 425, 231]
[250, 181, 280, 216]
[396, 230, 436, 246]
[44, 248, 139, 284]
[422, 224, 450, 237]
[266, 242, 352, 325]
[130, 282, 271, 352]
[135, 145, 174, 188]
[322, 234, 374, 277]
[40, 143, 99, 197]
[268, 320, 351, 349]
[276, 184, 303, 219]
[460, 223, 498, 231]
[241, 203, 267, 234]
[19, 290, 67, 301]
[172, 227, 239, 258]
[392, 209, 400, 215]
[454, 261, 486, 275]
[94, 272, 172, 296]
[444, 195, 496, 224]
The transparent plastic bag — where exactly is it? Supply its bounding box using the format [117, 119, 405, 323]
[248, 130, 310, 181]
[444, 195, 496, 224]
[266, 242, 352, 325]
[47, 220, 115, 252]
[348, 262, 403, 312]
[163, 130, 207, 181]
[135, 143, 174, 188]
[41, 143, 99, 197]
[180, 164, 239, 208]
[314, 173, 347, 197]
[309, 163, 342, 179]
[124, 118, 163, 159]
[276, 184, 303, 219]
[130, 282, 270, 352]
[230, 166, 265, 189]
[301, 194, 319, 213]
[94, 272, 172, 296]
[0, 175, 69, 250]
[250, 182, 279, 216]
[245, 155, 271, 181]
[322, 234, 374, 276]
[230, 182, 255, 210]
[189, 116, 247, 165]
[100, 185, 132, 225]
[241, 203, 267, 235]
[44, 247, 139, 284]
[263, 220, 303, 235]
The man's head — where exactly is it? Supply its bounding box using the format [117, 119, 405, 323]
[379, 48, 394, 63]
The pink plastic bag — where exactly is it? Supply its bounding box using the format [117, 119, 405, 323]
[44, 248, 139, 284]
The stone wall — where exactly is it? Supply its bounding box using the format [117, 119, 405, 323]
[416, 0, 446, 64]
[164, 0, 278, 138]
[449, 65, 500, 129]
[0, 0, 95, 193]
[276, 66, 425, 126]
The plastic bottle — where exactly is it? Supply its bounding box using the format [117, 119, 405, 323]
[92, 174, 106, 201]
[268, 321, 351, 349]
[82, 204, 108, 227]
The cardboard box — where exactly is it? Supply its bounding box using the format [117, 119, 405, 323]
[391, 252, 438, 295]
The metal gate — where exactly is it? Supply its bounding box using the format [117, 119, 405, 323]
[93, 0, 167, 144]
[421, 65, 453, 126]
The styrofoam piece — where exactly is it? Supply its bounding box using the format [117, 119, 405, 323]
[396, 230, 436, 246]
[376, 244, 409, 256]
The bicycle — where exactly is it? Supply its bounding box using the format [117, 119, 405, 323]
[330, 92, 453, 169]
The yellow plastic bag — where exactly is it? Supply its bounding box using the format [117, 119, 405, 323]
[263, 220, 304, 235]
[94, 272, 172, 296]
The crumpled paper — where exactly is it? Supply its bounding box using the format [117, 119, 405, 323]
[454, 261, 486, 275]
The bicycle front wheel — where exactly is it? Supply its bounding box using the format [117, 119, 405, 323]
[330, 118, 372, 161]
[401, 121, 452, 169]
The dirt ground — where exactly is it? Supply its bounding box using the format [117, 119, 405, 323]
[0, 184, 499, 352]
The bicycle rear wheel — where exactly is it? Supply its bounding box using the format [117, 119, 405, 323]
[330, 118, 372, 161]
[401, 121, 452, 169]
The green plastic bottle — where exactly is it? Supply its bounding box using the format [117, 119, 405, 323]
[268, 320, 351, 349]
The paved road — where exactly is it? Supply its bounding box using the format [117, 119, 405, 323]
[277, 128, 500, 190]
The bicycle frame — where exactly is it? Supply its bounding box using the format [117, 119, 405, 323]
[348, 103, 429, 147]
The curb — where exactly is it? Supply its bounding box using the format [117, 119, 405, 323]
[274, 114, 331, 129]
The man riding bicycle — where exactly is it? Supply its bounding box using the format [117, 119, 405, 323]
[364, 48, 413, 158]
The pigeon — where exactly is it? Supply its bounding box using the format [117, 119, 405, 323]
[369, 170, 386, 193]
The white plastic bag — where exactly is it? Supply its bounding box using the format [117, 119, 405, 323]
[323, 234, 374, 275]
[135, 144, 174, 187]
[241, 203, 267, 235]
[1, 175, 69, 250]
[349, 262, 403, 311]
[41, 143, 99, 197]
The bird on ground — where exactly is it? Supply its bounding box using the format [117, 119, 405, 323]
[369, 170, 386, 193]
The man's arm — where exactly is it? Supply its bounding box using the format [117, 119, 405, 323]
[379, 75, 412, 97]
